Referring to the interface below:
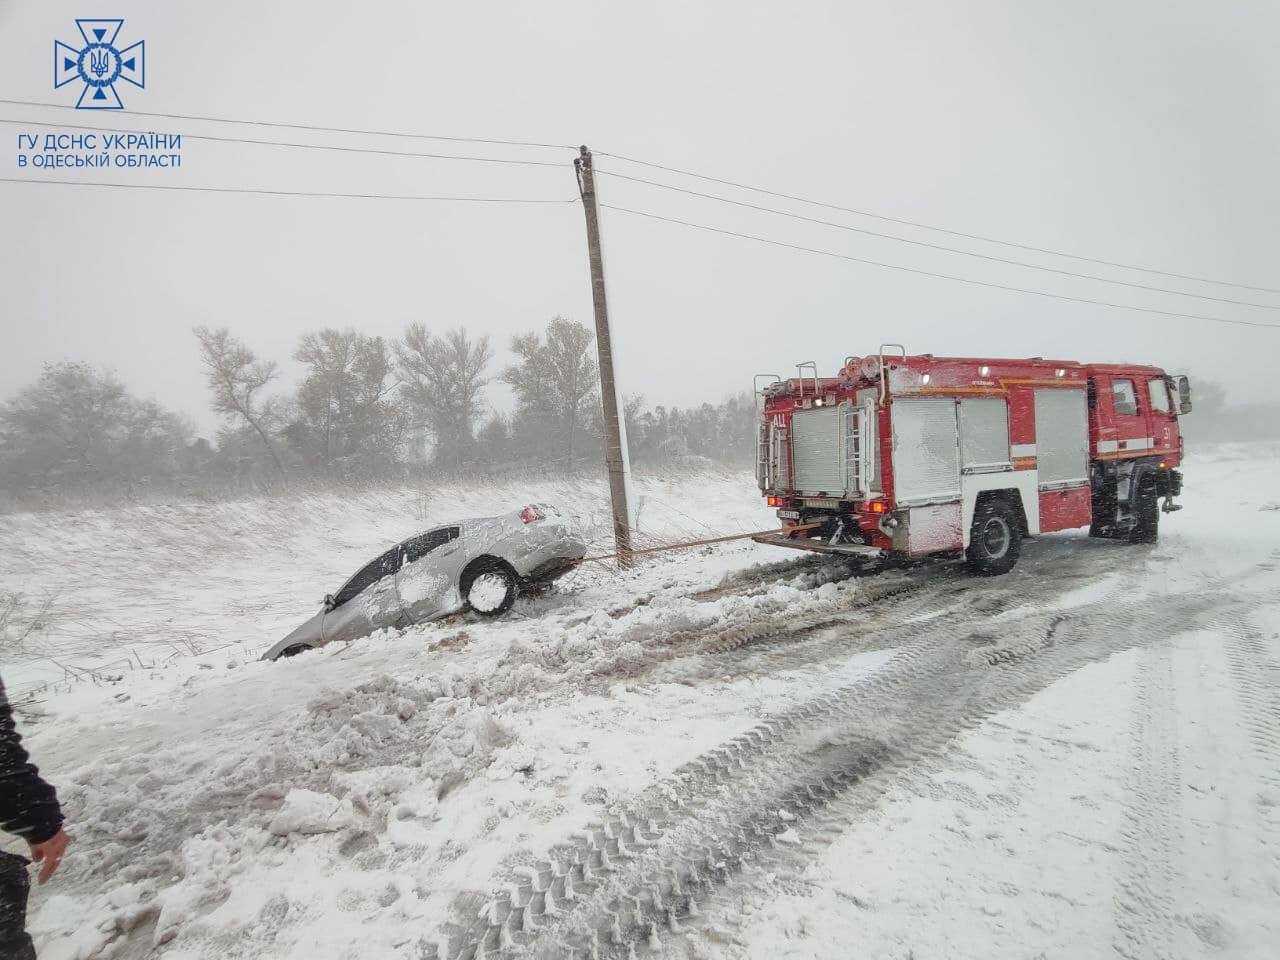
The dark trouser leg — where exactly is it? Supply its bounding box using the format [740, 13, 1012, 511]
[0, 852, 35, 960]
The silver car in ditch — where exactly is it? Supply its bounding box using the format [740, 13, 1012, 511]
[263, 504, 586, 660]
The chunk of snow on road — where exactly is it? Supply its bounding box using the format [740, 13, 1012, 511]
[268, 789, 355, 835]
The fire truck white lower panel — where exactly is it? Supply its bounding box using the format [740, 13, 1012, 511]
[1033, 388, 1089, 487]
[905, 502, 963, 554]
[790, 405, 845, 495]
[891, 398, 961, 505]
[960, 470, 1041, 545]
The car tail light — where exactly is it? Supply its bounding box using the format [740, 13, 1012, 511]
[520, 505, 545, 524]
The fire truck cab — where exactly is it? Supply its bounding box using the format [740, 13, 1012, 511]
[753, 348, 1190, 574]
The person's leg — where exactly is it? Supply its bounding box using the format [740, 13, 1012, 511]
[0, 852, 35, 960]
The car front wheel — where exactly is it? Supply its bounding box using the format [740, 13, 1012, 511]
[464, 564, 518, 617]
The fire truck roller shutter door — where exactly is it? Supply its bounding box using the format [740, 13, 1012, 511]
[891, 398, 961, 505]
[958, 397, 1011, 473]
[1033, 388, 1089, 487]
[791, 405, 846, 495]
[1034, 387, 1092, 532]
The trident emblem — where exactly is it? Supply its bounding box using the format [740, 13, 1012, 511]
[89, 48, 110, 79]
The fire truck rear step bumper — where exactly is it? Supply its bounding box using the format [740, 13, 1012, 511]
[752, 533, 885, 560]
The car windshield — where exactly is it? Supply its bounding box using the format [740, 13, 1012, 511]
[331, 548, 399, 608]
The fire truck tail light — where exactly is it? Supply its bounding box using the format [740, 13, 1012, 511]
[767, 496, 783, 507]
[867, 500, 886, 514]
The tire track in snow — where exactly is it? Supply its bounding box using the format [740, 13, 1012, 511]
[1215, 552, 1280, 893]
[645, 539, 1108, 688]
[1112, 639, 1182, 960]
[1219, 560, 1280, 794]
[432, 558, 1256, 959]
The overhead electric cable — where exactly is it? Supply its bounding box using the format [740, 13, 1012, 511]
[597, 150, 1280, 295]
[0, 97, 575, 151]
[0, 117, 566, 167]
[0, 177, 577, 204]
[600, 203, 1280, 331]
[596, 169, 1279, 311]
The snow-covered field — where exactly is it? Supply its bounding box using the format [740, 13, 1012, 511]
[2, 449, 1278, 960]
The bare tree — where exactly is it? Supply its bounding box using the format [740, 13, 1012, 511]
[0, 361, 191, 491]
[503, 316, 598, 471]
[192, 326, 286, 476]
[395, 324, 492, 469]
[289, 328, 405, 471]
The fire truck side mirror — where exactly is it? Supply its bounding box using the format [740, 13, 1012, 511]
[1174, 375, 1193, 414]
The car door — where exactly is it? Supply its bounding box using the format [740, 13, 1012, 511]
[321, 547, 404, 644]
[394, 526, 464, 624]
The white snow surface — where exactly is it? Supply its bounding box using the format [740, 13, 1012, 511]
[0, 450, 1277, 959]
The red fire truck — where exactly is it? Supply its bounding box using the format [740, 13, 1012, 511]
[753, 347, 1192, 574]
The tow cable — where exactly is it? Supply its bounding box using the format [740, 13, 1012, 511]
[574, 523, 823, 566]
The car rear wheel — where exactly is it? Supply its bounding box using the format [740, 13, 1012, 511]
[464, 564, 518, 617]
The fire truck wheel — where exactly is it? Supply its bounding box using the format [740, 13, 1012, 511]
[966, 499, 1022, 576]
[1128, 478, 1160, 544]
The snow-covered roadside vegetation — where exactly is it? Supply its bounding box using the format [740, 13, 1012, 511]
[2, 447, 1278, 959]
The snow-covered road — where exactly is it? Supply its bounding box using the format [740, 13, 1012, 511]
[2, 448, 1278, 959]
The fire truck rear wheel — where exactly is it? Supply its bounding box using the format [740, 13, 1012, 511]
[1128, 478, 1160, 544]
[966, 499, 1022, 576]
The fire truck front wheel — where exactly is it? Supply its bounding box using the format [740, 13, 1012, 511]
[1128, 476, 1160, 544]
[966, 499, 1022, 576]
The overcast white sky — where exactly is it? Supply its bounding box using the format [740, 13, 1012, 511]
[2, 1, 1277, 435]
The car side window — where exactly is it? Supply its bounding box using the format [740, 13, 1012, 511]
[1147, 378, 1171, 415]
[401, 526, 460, 564]
[1111, 378, 1138, 416]
[331, 547, 402, 609]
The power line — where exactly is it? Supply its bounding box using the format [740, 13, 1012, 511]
[600, 202, 1280, 331]
[0, 117, 567, 167]
[597, 150, 1280, 295]
[0, 177, 577, 204]
[0, 97, 576, 151]
[596, 168, 1280, 311]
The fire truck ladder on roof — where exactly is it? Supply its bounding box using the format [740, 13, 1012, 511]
[753, 373, 782, 414]
[796, 361, 819, 399]
[878, 343, 907, 403]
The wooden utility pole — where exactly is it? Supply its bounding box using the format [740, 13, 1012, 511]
[575, 145, 633, 567]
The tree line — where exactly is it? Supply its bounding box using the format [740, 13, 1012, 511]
[0, 317, 757, 501]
